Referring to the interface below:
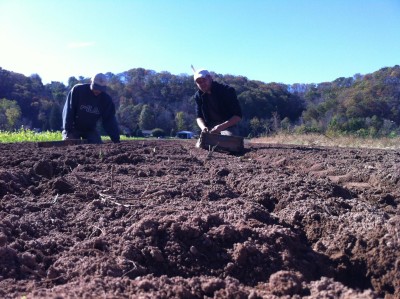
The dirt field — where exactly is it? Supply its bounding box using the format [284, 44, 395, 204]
[0, 139, 399, 298]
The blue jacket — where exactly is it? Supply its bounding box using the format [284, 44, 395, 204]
[62, 84, 120, 142]
[194, 81, 242, 127]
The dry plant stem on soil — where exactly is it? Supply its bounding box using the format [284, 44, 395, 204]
[89, 225, 105, 238]
[206, 143, 218, 160]
[99, 192, 135, 208]
[141, 183, 151, 197]
[52, 194, 59, 203]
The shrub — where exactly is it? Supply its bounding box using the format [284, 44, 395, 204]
[152, 128, 165, 137]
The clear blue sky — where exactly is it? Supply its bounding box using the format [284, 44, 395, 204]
[1, 0, 399, 85]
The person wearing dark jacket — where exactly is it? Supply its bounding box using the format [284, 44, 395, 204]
[62, 73, 120, 144]
[193, 69, 242, 136]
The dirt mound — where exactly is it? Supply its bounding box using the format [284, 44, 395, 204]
[0, 140, 398, 298]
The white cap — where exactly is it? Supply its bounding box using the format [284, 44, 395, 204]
[193, 69, 211, 81]
[90, 73, 107, 92]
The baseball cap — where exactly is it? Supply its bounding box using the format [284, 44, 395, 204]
[193, 69, 211, 81]
[90, 73, 107, 92]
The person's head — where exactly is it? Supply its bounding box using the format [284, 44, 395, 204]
[90, 73, 107, 96]
[194, 69, 212, 94]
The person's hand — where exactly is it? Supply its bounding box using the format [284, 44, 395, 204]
[62, 130, 70, 140]
[202, 127, 209, 133]
[210, 125, 222, 134]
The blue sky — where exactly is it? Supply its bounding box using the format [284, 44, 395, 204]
[1, 0, 399, 85]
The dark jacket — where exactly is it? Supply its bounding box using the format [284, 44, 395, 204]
[194, 81, 242, 127]
[62, 84, 120, 142]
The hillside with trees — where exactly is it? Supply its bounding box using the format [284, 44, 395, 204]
[0, 65, 399, 138]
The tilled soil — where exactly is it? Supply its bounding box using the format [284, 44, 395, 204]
[0, 139, 399, 298]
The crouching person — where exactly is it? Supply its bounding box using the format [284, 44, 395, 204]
[192, 69, 242, 136]
[62, 73, 120, 144]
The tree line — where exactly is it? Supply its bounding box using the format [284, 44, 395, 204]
[0, 65, 399, 138]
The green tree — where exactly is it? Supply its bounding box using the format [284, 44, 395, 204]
[49, 104, 62, 131]
[153, 106, 174, 132]
[0, 98, 21, 130]
[67, 76, 79, 89]
[152, 128, 165, 137]
[249, 117, 263, 137]
[117, 101, 143, 135]
[139, 104, 154, 130]
[175, 111, 186, 131]
[280, 117, 291, 132]
[45, 81, 67, 105]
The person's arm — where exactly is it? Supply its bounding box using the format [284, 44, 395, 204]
[196, 117, 209, 133]
[102, 96, 120, 143]
[103, 115, 120, 143]
[209, 115, 241, 134]
[209, 85, 242, 133]
[62, 88, 76, 133]
[194, 93, 210, 133]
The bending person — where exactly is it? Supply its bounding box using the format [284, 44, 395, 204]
[62, 73, 120, 144]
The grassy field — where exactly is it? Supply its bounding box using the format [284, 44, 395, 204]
[0, 129, 62, 143]
[1, 129, 399, 150]
[252, 133, 400, 150]
[0, 129, 138, 143]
